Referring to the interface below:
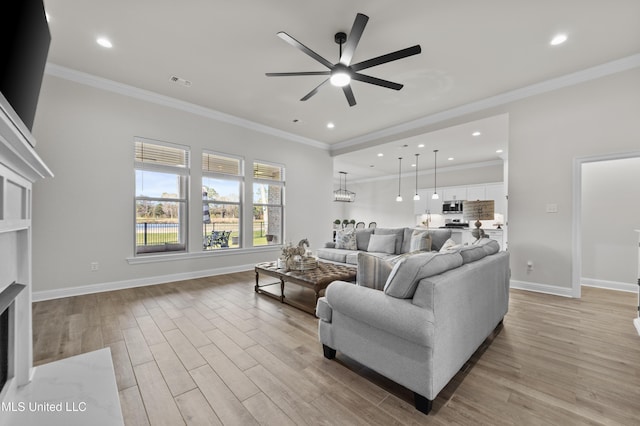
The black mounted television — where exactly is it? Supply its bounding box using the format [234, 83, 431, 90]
[0, 0, 50, 136]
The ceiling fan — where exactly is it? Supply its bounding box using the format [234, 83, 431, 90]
[265, 13, 421, 107]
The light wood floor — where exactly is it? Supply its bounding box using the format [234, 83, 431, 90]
[32, 273, 640, 425]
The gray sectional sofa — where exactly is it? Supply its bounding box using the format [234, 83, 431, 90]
[315, 238, 510, 415]
[317, 227, 453, 265]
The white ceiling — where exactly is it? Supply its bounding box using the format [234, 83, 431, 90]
[43, 0, 640, 179]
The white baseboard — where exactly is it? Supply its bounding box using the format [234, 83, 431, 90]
[510, 280, 575, 298]
[32, 263, 255, 302]
[581, 277, 637, 293]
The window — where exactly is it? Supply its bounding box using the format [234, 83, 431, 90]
[253, 161, 285, 246]
[135, 138, 189, 254]
[202, 151, 243, 250]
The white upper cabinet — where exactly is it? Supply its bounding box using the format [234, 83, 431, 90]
[485, 183, 506, 215]
[442, 187, 466, 201]
[415, 182, 506, 217]
[466, 185, 486, 201]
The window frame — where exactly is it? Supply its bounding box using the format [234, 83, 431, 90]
[202, 151, 244, 251]
[134, 137, 190, 256]
[252, 160, 285, 247]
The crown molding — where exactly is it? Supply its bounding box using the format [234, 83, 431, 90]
[347, 159, 503, 184]
[332, 53, 640, 153]
[44, 63, 330, 151]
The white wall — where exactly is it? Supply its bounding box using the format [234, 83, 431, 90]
[335, 162, 503, 228]
[581, 157, 640, 288]
[330, 67, 640, 296]
[30, 75, 333, 296]
[505, 68, 640, 293]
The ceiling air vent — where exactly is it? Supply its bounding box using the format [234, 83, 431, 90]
[169, 75, 192, 87]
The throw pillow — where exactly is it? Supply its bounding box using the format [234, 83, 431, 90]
[383, 252, 464, 299]
[356, 253, 394, 290]
[372, 228, 404, 254]
[367, 234, 397, 254]
[355, 228, 375, 251]
[335, 229, 357, 250]
[409, 230, 432, 252]
[439, 238, 458, 252]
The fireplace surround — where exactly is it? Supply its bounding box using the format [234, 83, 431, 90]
[0, 97, 52, 408]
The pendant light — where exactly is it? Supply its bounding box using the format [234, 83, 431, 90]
[333, 171, 356, 202]
[413, 153, 420, 201]
[396, 157, 403, 202]
[432, 149, 439, 200]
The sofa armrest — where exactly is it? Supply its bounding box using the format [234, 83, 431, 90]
[325, 281, 435, 347]
[316, 296, 332, 322]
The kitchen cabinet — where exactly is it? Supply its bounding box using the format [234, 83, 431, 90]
[450, 229, 505, 250]
[443, 187, 466, 202]
[485, 183, 506, 216]
[466, 185, 485, 201]
[414, 188, 443, 215]
[414, 182, 505, 217]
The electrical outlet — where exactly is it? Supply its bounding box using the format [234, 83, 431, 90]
[90, 262, 99, 272]
[527, 260, 533, 271]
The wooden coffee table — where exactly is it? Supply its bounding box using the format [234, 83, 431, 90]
[255, 261, 356, 315]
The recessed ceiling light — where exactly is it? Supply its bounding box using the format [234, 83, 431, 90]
[472, 131, 481, 137]
[496, 149, 503, 153]
[96, 37, 113, 48]
[327, 122, 335, 129]
[550, 33, 568, 46]
[448, 157, 454, 161]
[411, 163, 416, 167]
[418, 144, 425, 148]
[377, 153, 383, 157]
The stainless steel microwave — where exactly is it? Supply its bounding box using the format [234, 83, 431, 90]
[442, 200, 463, 214]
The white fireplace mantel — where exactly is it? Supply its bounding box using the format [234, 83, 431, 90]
[0, 99, 53, 408]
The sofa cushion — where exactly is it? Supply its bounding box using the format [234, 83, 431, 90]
[367, 234, 397, 254]
[373, 228, 405, 254]
[355, 228, 375, 251]
[439, 238, 458, 252]
[475, 238, 500, 255]
[335, 229, 357, 250]
[410, 230, 432, 252]
[459, 245, 487, 263]
[316, 248, 356, 264]
[384, 252, 464, 299]
[345, 252, 359, 265]
[427, 229, 453, 251]
[356, 252, 395, 290]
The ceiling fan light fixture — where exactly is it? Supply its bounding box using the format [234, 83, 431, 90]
[330, 69, 351, 87]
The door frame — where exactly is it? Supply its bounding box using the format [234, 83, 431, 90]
[572, 150, 640, 298]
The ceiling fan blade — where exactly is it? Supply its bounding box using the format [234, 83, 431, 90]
[300, 78, 330, 101]
[350, 45, 422, 72]
[342, 85, 357, 106]
[265, 71, 331, 77]
[277, 32, 335, 70]
[351, 73, 403, 90]
[340, 13, 369, 66]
